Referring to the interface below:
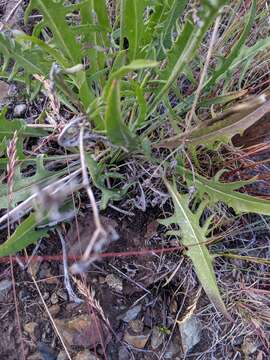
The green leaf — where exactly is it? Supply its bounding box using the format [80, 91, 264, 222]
[157, 0, 188, 59]
[86, 154, 125, 210]
[157, 97, 270, 148]
[0, 213, 47, 257]
[105, 80, 139, 150]
[120, 0, 146, 60]
[25, 0, 82, 65]
[0, 156, 70, 209]
[179, 166, 270, 216]
[206, 0, 257, 87]
[149, 0, 229, 116]
[0, 108, 48, 158]
[160, 179, 231, 319]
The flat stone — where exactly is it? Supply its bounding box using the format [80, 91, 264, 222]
[124, 331, 150, 349]
[129, 319, 144, 334]
[151, 326, 164, 350]
[14, 103, 27, 117]
[57, 351, 68, 360]
[75, 350, 100, 360]
[179, 316, 202, 353]
[122, 305, 142, 322]
[50, 293, 59, 304]
[0, 279, 12, 293]
[105, 274, 123, 292]
[49, 304, 61, 316]
[54, 313, 106, 348]
[24, 322, 38, 335]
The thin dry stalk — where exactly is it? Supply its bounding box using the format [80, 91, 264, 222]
[186, 15, 221, 128]
[29, 267, 72, 360]
[70, 122, 106, 273]
[6, 130, 18, 204]
[6, 131, 26, 359]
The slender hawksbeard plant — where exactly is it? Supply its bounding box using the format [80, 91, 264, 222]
[0, 0, 270, 319]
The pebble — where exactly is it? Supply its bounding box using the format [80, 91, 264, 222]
[24, 322, 38, 336]
[164, 337, 180, 359]
[105, 274, 123, 292]
[75, 350, 100, 360]
[57, 351, 68, 360]
[50, 293, 59, 304]
[179, 315, 202, 353]
[14, 103, 27, 117]
[37, 342, 57, 360]
[242, 337, 258, 356]
[0, 279, 12, 300]
[124, 331, 150, 349]
[0, 80, 10, 102]
[129, 319, 144, 334]
[56, 289, 68, 301]
[151, 326, 164, 350]
[43, 292, 50, 301]
[118, 346, 130, 360]
[49, 304, 61, 316]
[122, 305, 142, 322]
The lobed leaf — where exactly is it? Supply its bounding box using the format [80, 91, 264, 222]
[160, 179, 231, 319]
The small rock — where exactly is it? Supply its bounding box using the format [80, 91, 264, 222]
[54, 313, 109, 348]
[118, 346, 130, 360]
[50, 293, 58, 304]
[151, 326, 164, 350]
[37, 342, 57, 360]
[27, 354, 43, 360]
[14, 103, 27, 117]
[0, 80, 10, 102]
[56, 289, 68, 301]
[75, 350, 100, 360]
[19, 288, 31, 301]
[124, 331, 150, 349]
[49, 304, 60, 316]
[105, 274, 123, 292]
[129, 319, 144, 334]
[122, 305, 142, 322]
[242, 337, 258, 356]
[164, 337, 180, 359]
[57, 351, 68, 360]
[179, 315, 202, 353]
[43, 292, 50, 301]
[24, 322, 38, 336]
[0, 279, 12, 293]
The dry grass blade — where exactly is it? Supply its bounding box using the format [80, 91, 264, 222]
[72, 276, 110, 328]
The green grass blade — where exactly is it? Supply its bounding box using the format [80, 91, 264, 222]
[0, 214, 48, 257]
[120, 0, 146, 60]
[205, 0, 257, 88]
[105, 80, 139, 150]
[148, 0, 228, 116]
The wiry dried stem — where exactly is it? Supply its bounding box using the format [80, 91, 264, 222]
[70, 122, 107, 273]
[6, 130, 18, 204]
